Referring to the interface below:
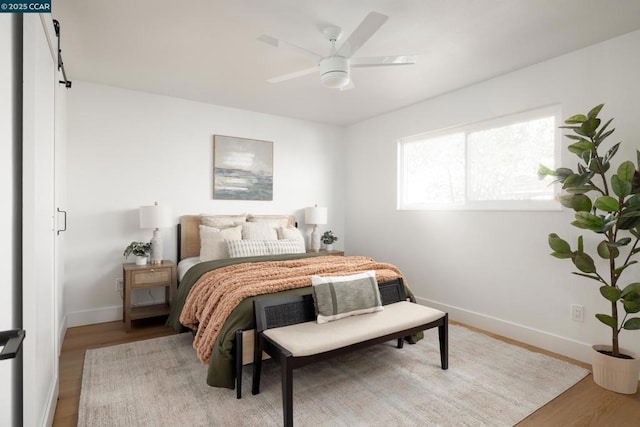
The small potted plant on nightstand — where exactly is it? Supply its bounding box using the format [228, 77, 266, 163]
[123, 241, 151, 266]
[321, 231, 338, 251]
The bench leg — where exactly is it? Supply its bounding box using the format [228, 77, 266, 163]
[439, 314, 449, 370]
[235, 329, 242, 399]
[252, 335, 263, 395]
[397, 337, 404, 349]
[281, 360, 293, 427]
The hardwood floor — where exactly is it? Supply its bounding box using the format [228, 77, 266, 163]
[52, 319, 639, 426]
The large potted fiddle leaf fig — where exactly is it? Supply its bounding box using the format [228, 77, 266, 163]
[538, 104, 640, 394]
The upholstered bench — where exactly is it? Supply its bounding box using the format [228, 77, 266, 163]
[250, 277, 448, 427]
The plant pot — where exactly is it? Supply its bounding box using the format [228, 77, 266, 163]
[135, 255, 148, 266]
[323, 244, 333, 251]
[591, 345, 640, 394]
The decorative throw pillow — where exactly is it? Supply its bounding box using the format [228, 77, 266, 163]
[264, 239, 306, 255]
[311, 271, 383, 324]
[199, 225, 242, 261]
[277, 226, 305, 246]
[201, 214, 247, 228]
[226, 239, 305, 258]
[226, 240, 270, 258]
[242, 222, 278, 240]
[247, 214, 294, 228]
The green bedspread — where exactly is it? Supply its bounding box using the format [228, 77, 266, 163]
[167, 252, 421, 389]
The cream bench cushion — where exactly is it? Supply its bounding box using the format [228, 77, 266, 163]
[263, 301, 445, 357]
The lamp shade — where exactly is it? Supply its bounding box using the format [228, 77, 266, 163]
[304, 206, 327, 225]
[139, 202, 173, 229]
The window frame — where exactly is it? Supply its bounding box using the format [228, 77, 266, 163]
[397, 105, 562, 211]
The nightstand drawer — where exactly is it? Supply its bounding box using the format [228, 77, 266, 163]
[130, 268, 171, 287]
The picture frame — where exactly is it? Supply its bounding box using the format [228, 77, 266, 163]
[213, 135, 273, 200]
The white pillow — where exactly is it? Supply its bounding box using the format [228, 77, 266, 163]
[226, 240, 270, 258]
[201, 214, 247, 228]
[226, 239, 305, 258]
[242, 222, 278, 240]
[199, 225, 242, 261]
[265, 239, 306, 255]
[277, 226, 305, 245]
[247, 215, 293, 228]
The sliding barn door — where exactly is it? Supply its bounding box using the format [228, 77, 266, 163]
[22, 14, 59, 426]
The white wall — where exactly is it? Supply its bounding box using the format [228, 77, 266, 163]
[65, 82, 345, 326]
[345, 30, 640, 365]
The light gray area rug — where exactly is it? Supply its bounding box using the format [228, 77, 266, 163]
[78, 325, 588, 426]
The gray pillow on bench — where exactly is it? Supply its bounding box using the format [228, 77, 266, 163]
[311, 270, 383, 324]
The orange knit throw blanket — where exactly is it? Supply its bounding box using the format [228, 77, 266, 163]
[179, 256, 404, 363]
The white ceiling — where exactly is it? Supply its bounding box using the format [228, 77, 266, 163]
[53, 0, 640, 126]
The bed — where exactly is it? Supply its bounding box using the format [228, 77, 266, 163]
[167, 214, 420, 390]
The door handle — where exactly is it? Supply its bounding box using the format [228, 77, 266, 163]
[57, 207, 67, 235]
[0, 329, 25, 360]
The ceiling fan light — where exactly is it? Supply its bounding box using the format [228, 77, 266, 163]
[321, 71, 350, 89]
[319, 56, 350, 89]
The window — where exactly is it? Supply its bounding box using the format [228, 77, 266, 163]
[398, 106, 561, 210]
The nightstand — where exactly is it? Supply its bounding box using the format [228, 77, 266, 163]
[122, 261, 177, 331]
[307, 250, 345, 256]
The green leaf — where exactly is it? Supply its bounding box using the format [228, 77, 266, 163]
[559, 195, 574, 209]
[594, 196, 619, 212]
[613, 260, 637, 275]
[622, 318, 640, 330]
[596, 313, 617, 329]
[537, 164, 557, 179]
[548, 233, 571, 254]
[603, 141, 620, 164]
[595, 117, 614, 142]
[623, 300, 640, 314]
[551, 252, 573, 259]
[571, 194, 592, 212]
[572, 212, 605, 232]
[587, 104, 604, 120]
[600, 286, 621, 302]
[624, 195, 640, 209]
[571, 272, 602, 282]
[618, 161, 636, 182]
[597, 240, 619, 259]
[568, 141, 595, 156]
[565, 114, 587, 124]
[578, 235, 584, 253]
[621, 282, 640, 299]
[580, 117, 601, 137]
[572, 252, 596, 273]
[616, 237, 632, 246]
[611, 175, 632, 198]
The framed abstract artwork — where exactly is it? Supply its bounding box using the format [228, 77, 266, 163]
[213, 135, 274, 200]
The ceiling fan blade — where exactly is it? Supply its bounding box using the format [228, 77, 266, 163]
[336, 12, 388, 58]
[267, 66, 317, 84]
[339, 80, 355, 91]
[350, 55, 418, 67]
[257, 34, 323, 61]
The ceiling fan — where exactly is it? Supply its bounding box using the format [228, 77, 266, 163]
[258, 11, 417, 90]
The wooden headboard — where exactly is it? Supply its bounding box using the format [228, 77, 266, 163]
[178, 214, 297, 261]
[179, 215, 203, 260]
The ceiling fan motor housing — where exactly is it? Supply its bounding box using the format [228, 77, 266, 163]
[319, 56, 350, 88]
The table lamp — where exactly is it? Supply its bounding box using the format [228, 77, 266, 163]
[139, 201, 173, 264]
[304, 205, 327, 252]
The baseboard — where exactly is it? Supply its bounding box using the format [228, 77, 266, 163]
[43, 374, 58, 427]
[66, 305, 122, 328]
[416, 297, 594, 366]
[58, 314, 67, 356]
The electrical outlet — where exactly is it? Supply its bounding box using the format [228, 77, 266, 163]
[115, 278, 123, 292]
[571, 304, 584, 322]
